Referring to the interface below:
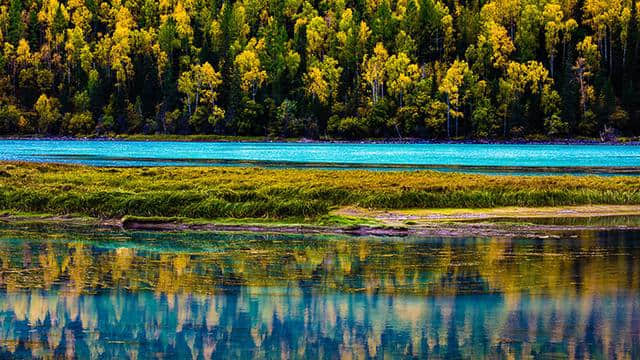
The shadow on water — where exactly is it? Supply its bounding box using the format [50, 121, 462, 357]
[0, 228, 638, 358]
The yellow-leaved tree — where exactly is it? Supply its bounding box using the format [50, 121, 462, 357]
[485, 22, 515, 70]
[385, 52, 419, 108]
[362, 42, 388, 104]
[178, 62, 223, 117]
[574, 36, 599, 126]
[304, 56, 342, 105]
[234, 39, 267, 100]
[439, 60, 471, 138]
[110, 6, 136, 89]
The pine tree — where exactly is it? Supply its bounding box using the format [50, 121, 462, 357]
[8, 0, 24, 46]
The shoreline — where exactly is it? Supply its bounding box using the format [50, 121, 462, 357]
[3, 135, 640, 146]
[3, 205, 640, 238]
[14, 155, 640, 174]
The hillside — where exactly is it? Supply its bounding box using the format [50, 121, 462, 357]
[0, 0, 639, 139]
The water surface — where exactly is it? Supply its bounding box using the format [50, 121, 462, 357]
[0, 228, 638, 358]
[2, 140, 640, 174]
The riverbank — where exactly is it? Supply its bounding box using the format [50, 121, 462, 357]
[3, 204, 640, 238]
[3, 134, 640, 145]
[2, 162, 640, 234]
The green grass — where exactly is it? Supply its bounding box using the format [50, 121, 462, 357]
[1, 162, 640, 220]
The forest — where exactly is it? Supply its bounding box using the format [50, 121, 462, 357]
[0, 0, 639, 139]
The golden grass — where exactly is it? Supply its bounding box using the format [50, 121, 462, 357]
[1, 162, 640, 219]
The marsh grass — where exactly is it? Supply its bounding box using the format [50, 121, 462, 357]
[1, 162, 640, 220]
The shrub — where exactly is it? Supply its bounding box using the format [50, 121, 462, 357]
[327, 116, 369, 139]
[66, 112, 95, 135]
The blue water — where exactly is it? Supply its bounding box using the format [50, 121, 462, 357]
[1, 140, 640, 173]
[0, 228, 638, 358]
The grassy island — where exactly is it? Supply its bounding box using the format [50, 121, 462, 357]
[2, 162, 640, 229]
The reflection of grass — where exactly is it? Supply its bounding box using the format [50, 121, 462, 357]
[315, 215, 381, 227]
[399, 205, 640, 217]
[0, 210, 98, 225]
[120, 214, 380, 227]
[2, 162, 640, 222]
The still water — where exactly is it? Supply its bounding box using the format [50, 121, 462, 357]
[0, 228, 638, 358]
[2, 140, 640, 174]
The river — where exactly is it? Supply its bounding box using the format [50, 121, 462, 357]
[2, 140, 640, 174]
[0, 227, 637, 358]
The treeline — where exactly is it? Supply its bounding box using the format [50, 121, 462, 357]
[0, 0, 639, 139]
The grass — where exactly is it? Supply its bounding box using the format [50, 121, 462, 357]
[1, 162, 640, 221]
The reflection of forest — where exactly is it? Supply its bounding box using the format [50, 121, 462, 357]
[1, 290, 639, 358]
[0, 229, 638, 357]
[0, 230, 638, 296]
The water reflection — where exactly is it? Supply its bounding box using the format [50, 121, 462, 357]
[0, 229, 638, 358]
[467, 214, 640, 227]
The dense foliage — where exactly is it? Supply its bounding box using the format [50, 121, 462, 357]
[2, 163, 640, 218]
[0, 0, 639, 139]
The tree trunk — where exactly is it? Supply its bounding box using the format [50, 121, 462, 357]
[455, 115, 459, 137]
[446, 95, 451, 138]
[503, 112, 508, 138]
[609, 30, 613, 74]
[194, 87, 200, 114]
[562, 40, 567, 71]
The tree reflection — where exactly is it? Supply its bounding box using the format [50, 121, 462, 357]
[0, 229, 637, 358]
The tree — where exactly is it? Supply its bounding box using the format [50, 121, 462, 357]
[386, 52, 419, 137]
[544, 3, 563, 77]
[583, 0, 623, 73]
[178, 62, 223, 117]
[177, 68, 197, 116]
[65, 27, 88, 84]
[198, 62, 223, 111]
[8, 0, 24, 46]
[69, 0, 91, 32]
[306, 16, 329, 60]
[386, 52, 419, 108]
[442, 15, 455, 60]
[516, 4, 542, 62]
[304, 56, 342, 105]
[482, 22, 515, 69]
[412, 0, 449, 62]
[620, 6, 632, 68]
[439, 60, 471, 138]
[34, 94, 62, 134]
[543, 4, 577, 77]
[111, 6, 136, 89]
[574, 36, 600, 131]
[235, 39, 267, 100]
[172, 0, 193, 41]
[480, 0, 520, 40]
[499, 60, 555, 136]
[362, 42, 389, 104]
